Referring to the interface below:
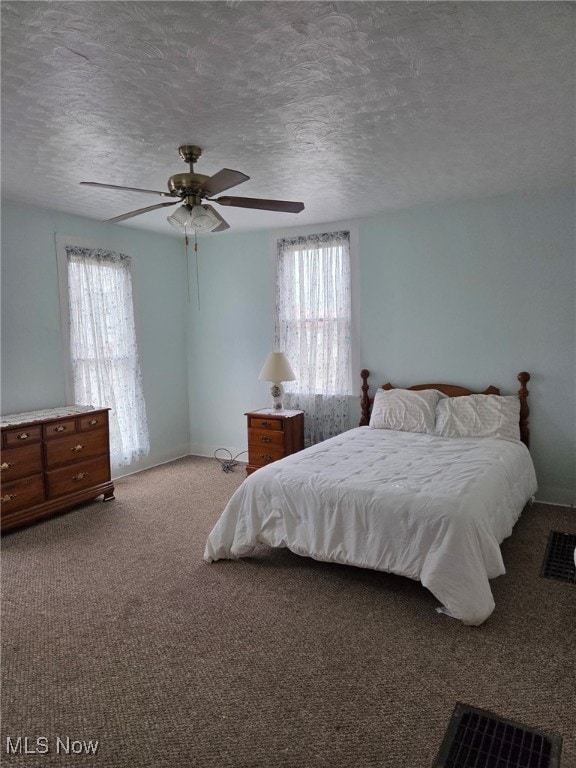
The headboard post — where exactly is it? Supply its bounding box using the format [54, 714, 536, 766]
[517, 371, 530, 448]
[360, 369, 370, 426]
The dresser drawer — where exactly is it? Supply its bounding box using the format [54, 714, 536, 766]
[249, 417, 283, 431]
[3, 425, 42, 447]
[79, 413, 107, 432]
[46, 456, 111, 499]
[1, 474, 45, 514]
[0, 443, 42, 481]
[44, 419, 77, 439]
[45, 429, 109, 469]
[248, 428, 286, 448]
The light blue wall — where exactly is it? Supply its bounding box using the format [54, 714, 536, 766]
[358, 191, 575, 505]
[2, 190, 574, 503]
[1, 201, 191, 476]
[187, 229, 273, 461]
[187, 190, 575, 505]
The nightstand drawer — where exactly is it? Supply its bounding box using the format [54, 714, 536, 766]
[249, 417, 283, 431]
[250, 447, 286, 467]
[248, 429, 286, 448]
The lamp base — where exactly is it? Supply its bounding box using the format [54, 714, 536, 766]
[270, 383, 284, 410]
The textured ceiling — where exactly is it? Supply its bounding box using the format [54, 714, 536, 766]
[1, 1, 574, 235]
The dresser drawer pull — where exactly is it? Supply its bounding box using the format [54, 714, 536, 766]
[260, 435, 272, 443]
[71, 444, 85, 453]
[260, 421, 271, 427]
[88, 418, 99, 426]
[0, 462, 13, 471]
[72, 472, 88, 481]
[259, 453, 273, 462]
[1, 494, 16, 503]
[54, 425, 67, 432]
[16, 432, 30, 441]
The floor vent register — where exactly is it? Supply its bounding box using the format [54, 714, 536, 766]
[432, 703, 562, 768]
[541, 531, 576, 585]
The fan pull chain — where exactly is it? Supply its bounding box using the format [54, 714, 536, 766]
[194, 230, 200, 308]
[185, 233, 190, 303]
[183, 231, 201, 308]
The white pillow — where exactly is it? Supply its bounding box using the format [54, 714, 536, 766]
[435, 394, 520, 440]
[369, 388, 440, 434]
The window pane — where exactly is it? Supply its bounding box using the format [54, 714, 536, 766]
[275, 231, 352, 445]
[67, 248, 149, 469]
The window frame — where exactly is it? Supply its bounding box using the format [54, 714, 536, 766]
[55, 233, 150, 469]
[55, 234, 145, 405]
[268, 221, 360, 396]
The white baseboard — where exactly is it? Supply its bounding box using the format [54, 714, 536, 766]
[189, 443, 248, 463]
[111, 444, 192, 480]
[534, 486, 575, 508]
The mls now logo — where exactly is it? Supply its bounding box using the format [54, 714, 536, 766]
[6, 736, 99, 755]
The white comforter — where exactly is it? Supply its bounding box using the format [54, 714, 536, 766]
[204, 427, 537, 625]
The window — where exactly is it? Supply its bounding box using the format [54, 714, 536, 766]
[58, 241, 149, 469]
[275, 231, 352, 446]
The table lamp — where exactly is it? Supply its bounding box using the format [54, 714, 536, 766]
[258, 352, 296, 410]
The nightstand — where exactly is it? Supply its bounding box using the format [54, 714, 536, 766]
[245, 409, 304, 475]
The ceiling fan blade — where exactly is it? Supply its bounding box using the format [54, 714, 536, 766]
[81, 181, 174, 197]
[200, 169, 250, 196]
[214, 196, 305, 213]
[105, 200, 180, 224]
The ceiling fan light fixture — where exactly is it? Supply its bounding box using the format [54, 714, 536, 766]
[166, 205, 191, 232]
[167, 204, 221, 233]
[189, 204, 221, 231]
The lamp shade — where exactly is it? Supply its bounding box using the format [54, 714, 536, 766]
[258, 352, 296, 383]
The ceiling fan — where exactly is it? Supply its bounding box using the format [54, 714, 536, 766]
[80, 145, 305, 233]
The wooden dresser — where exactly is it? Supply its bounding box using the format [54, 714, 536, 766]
[245, 409, 304, 475]
[1, 406, 115, 533]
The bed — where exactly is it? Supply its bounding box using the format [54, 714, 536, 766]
[204, 371, 538, 625]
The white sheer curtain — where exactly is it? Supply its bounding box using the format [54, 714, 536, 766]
[275, 231, 352, 446]
[66, 246, 150, 469]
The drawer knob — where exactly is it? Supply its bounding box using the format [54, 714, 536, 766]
[261, 421, 271, 427]
[72, 472, 88, 481]
[260, 435, 272, 443]
[88, 418, 99, 426]
[71, 444, 85, 453]
[0, 462, 13, 471]
[54, 425, 67, 432]
[1, 494, 16, 503]
[260, 453, 273, 462]
[16, 432, 30, 440]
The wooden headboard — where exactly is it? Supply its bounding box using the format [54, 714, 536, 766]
[359, 369, 531, 448]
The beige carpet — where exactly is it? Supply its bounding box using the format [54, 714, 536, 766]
[2, 456, 575, 767]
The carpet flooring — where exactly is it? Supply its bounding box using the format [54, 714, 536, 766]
[2, 456, 575, 768]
